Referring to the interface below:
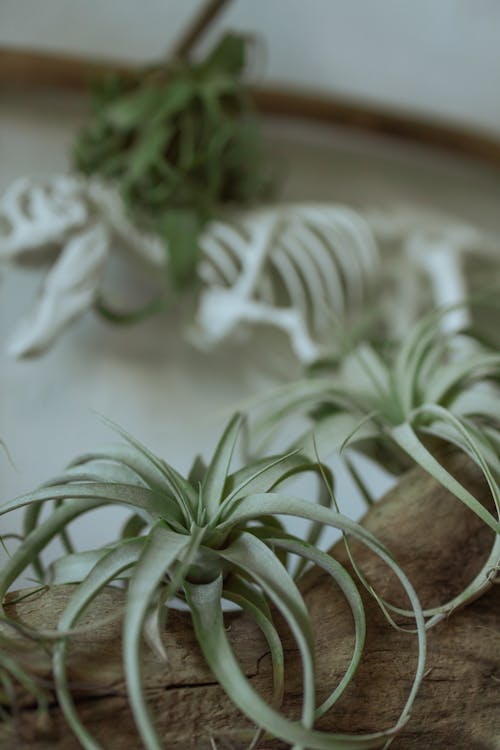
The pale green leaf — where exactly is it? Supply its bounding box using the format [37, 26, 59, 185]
[392, 421, 499, 533]
[120, 512, 148, 540]
[0, 482, 172, 521]
[54, 539, 146, 750]
[202, 413, 243, 519]
[49, 541, 136, 585]
[425, 353, 500, 406]
[69, 443, 175, 494]
[270, 536, 365, 716]
[217, 532, 315, 729]
[186, 576, 394, 749]
[224, 450, 304, 504]
[0, 499, 102, 612]
[219, 492, 426, 728]
[100, 418, 197, 521]
[124, 523, 191, 750]
[223, 574, 285, 707]
[45, 459, 146, 488]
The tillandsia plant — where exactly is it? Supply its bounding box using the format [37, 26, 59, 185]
[253, 305, 500, 625]
[0, 623, 51, 730]
[0, 415, 426, 750]
[74, 32, 273, 294]
[0, 445, 51, 729]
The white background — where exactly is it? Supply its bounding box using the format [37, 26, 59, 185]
[2, 0, 500, 134]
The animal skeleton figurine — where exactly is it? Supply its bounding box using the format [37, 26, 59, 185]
[195, 204, 379, 361]
[0, 176, 163, 357]
[0, 175, 498, 361]
[367, 207, 500, 336]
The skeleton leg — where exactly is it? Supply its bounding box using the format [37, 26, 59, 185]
[7, 223, 110, 357]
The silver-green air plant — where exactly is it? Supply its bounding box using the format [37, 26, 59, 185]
[254, 306, 500, 625]
[0, 552, 48, 723]
[0, 416, 426, 750]
[0, 441, 51, 727]
[0, 618, 51, 728]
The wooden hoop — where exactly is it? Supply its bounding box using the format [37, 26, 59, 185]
[2, 48, 500, 168]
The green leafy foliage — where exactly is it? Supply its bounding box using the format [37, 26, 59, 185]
[254, 307, 500, 622]
[74, 33, 273, 291]
[0, 416, 425, 749]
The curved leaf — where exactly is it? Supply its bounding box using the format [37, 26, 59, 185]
[223, 574, 285, 707]
[392, 421, 499, 532]
[224, 450, 304, 504]
[216, 532, 315, 730]
[124, 523, 191, 750]
[0, 482, 175, 521]
[203, 413, 243, 518]
[425, 352, 500, 406]
[42, 459, 146, 488]
[270, 536, 365, 717]
[69, 443, 175, 493]
[100, 418, 196, 522]
[186, 576, 396, 749]
[54, 539, 146, 750]
[49, 541, 137, 585]
[219, 492, 426, 729]
[120, 512, 149, 540]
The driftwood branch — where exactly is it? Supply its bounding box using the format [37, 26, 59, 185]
[1, 451, 498, 749]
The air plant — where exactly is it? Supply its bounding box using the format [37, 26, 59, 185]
[74, 32, 272, 292]
[0, 630, 50, 730]
[253, 306, 500, 624]
[0, 186, 381, 359]
[0, 445, 51, 727]
[0, 415, 426, 750]
[0, 545, 51, 731]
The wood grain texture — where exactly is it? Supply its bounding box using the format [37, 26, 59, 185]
[0, 450, 499, 749]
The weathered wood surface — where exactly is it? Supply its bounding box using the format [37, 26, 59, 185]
[1, 451, 499, 749]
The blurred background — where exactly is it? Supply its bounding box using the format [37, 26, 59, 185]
[2, 0, 500, 134]
[1, 0, 500, 585]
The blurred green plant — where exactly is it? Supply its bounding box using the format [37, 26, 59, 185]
[74, 33, 273, 297]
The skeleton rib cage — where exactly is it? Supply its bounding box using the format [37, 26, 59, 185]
[196, 205, 380, 361]
[1, 175, 499, 360]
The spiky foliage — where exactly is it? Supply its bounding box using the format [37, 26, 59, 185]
[254, 308, 500, 624]
[74, 33, 272, 291]
[0, 416, 425, 750]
